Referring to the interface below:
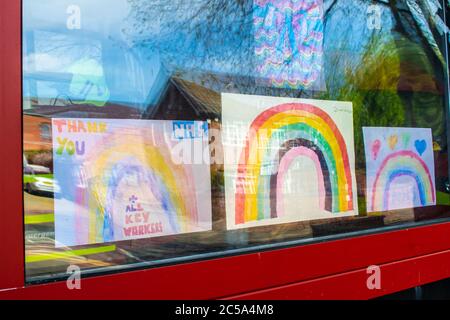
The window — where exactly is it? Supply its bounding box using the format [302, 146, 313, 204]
[40, 123, 51, 140]
[22, 0, 450, 282]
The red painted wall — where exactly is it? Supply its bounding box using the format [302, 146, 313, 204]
[0, 0, 25, 291]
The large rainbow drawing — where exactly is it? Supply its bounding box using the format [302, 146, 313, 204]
[234, 102, 354, 225]
[77, 130, 198, 244]
[371, 150, 435, 212]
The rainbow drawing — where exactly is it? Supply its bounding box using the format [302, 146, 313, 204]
[363, 127, 436, 213]
[53, 119, 212, 247]
[254, 0, 324, 89]
[223, 94, 357, 229]
[85, 132, 198, 244]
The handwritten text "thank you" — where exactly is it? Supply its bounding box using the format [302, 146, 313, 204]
[53, 119, 108, 156]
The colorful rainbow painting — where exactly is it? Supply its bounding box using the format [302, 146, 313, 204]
[52, 119, 212, 247]
[363, 127, 436, 213]
[254, 0, 324, 89]
[84, 132, 198, 244]
[223, 94, 357, 229]
[371, 151, 435, 212]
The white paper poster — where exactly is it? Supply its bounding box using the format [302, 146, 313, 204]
[222, 93, 358, 230]
[52, 118, 212, 247]
[363, 127, 436, 212]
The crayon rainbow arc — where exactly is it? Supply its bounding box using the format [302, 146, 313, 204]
[371, 150, 435, 212]
[234, 102, 354, 225]
[78, 131, 198, 243]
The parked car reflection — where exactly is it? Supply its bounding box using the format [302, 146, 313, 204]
[24, 154, 61, 196]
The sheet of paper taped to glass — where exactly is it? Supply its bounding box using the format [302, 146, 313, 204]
[254, 0, 324, 90]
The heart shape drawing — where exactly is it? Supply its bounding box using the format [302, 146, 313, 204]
[371, 139, 381, 160]
[402, 133, 411, 148]
[388, 135, 398, 150]
[415, 139, 427, 156]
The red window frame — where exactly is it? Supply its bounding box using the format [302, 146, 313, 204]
[2, 0, 450, 300]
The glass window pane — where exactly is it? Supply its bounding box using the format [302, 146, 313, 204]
[22, 0, 450, 282]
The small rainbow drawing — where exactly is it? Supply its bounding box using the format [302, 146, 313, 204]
[77, 129, 199, 244]
[370, 150, 435, 212]
[234, 102, 354, 225]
